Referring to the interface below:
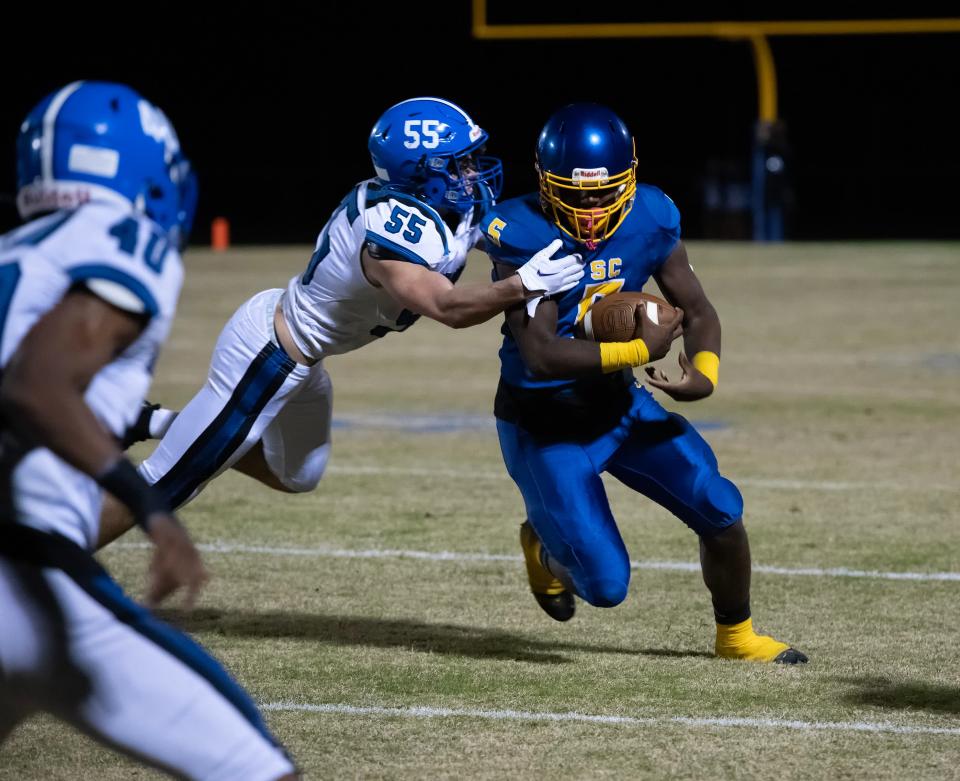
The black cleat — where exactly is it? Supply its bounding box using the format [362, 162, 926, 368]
[532, 591, 576, 622]
[773, 648, 809, 665]
[121, 401, 161, 449]
[520, 521, 576, 622]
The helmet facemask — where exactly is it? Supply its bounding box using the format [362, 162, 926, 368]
[420, 147, 503, 214]
[538, 155, 637, 249]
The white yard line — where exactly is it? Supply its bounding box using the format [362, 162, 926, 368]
[261, 701, 960, 737]
[324, 463, 959, 493]
[111, 541, 960, 582]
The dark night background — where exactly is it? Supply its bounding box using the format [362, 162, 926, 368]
[1, 3, 958, 243]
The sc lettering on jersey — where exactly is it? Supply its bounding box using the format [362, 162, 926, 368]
[590, 257, 622, 280]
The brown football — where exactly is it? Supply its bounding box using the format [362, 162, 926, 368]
[577, 291, 676, 342]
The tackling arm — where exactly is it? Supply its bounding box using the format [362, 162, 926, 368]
[363, 248, 526, 329]
[361, 237, 584, 329]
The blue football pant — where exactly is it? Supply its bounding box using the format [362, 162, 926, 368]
[497, 384, 743, 608]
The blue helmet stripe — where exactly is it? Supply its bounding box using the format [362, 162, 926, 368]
[389, 96, 474, 126]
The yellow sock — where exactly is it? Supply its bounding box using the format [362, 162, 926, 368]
[519, 522, 565, 596]
[715, 617, 790, 662]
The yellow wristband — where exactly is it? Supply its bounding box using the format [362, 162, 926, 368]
[599, 338, 650, 373]
[692, 351, 720, 387]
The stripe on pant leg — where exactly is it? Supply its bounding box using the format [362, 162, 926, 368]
[79, 570, 281, 745]
[155, 343, 296, 508]
[0, 526, 280, 746]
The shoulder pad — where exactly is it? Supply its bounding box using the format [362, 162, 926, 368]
[52, 205, 181, 318]
[484, 195, 560, 267]
[636, 184, 681, 232]
[364, 184, 448, 268]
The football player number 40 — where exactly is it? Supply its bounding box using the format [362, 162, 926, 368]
[404, 120, 441, 149]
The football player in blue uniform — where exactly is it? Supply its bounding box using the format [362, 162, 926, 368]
[0, 81, 297, 778]
[485, 103, 806, 664]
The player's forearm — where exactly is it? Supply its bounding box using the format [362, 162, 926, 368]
[521, 337, 605, 380]
[0, 374, 122, 476]
[680, 303, 721, 358]
[431, 275, 526, 328]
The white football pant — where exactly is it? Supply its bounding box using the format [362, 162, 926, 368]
[140, 289, 332, 507]
[0, 530, 294, 780]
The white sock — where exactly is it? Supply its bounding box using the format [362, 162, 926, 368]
[148, 408, 179, 439]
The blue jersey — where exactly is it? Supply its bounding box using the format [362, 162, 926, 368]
[484, 184, 680, 390]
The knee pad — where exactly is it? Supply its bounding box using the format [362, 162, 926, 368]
[699, 473, 744, 530]
[272, 443, 331, 493]
[580, 577, 629, 608]
[573, 555, 631, 608]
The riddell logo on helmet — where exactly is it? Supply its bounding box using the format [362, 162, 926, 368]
[572, 167, 609, 183]
[20, 187, 92, 210]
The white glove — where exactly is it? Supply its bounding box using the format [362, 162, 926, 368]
[516, 238, 584, 317]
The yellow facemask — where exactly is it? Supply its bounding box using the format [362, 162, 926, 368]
[538, 143, 638, 249]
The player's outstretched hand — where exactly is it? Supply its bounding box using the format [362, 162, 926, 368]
[145, 513, 209, 610]
[645, 351, 714, 402]
[517, 238, 584, 298]
[636, 306, 683, 362]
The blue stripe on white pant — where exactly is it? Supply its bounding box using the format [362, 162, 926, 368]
[0, 527, 294, 780]
[154, 342, 296, 508]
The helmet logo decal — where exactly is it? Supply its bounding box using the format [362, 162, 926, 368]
[572, 167, 609, 183]
[18, 186, 92, 213]
[137, 100, 181, 162]
[68, 144, 119, 178]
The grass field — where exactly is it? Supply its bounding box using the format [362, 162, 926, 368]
[3, 242, 959, 779]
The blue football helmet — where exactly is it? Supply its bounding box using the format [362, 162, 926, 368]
[16, 81, 198, 249]
[368, 97, 503, 214]
[536, 103, 637, 248]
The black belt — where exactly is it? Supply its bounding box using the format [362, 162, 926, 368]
[494, 370, 634, 442]
[0, 524, 101, 578]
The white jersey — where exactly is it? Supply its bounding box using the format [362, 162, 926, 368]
[282, 178, 484, 360]
[0, 201, 183, 547]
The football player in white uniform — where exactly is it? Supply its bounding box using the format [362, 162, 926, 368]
[0, 82, 297, 780]
[97, 97, 583, 542]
